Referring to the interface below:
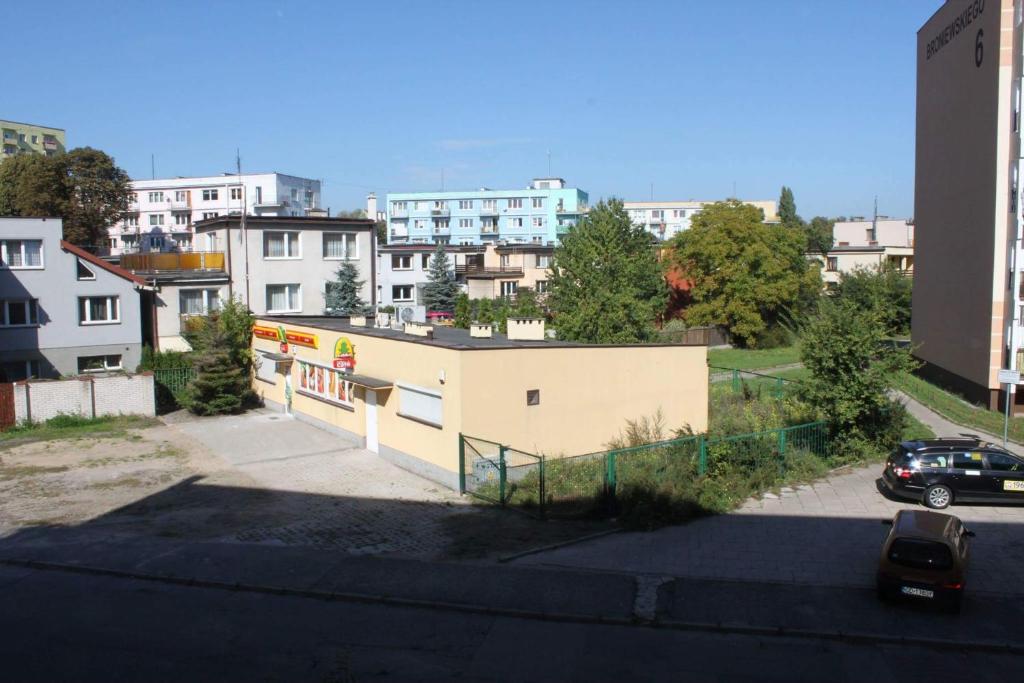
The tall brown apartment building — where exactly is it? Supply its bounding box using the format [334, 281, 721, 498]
[913, 0, 1024, 411]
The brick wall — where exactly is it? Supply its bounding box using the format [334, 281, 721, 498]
[12, 373, 155, 424]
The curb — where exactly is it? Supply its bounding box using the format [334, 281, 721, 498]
[496, 528, 622, 563]
[4, 557, 1022, 655]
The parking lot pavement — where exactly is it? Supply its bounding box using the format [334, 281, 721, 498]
[514, 462, 1024, 595]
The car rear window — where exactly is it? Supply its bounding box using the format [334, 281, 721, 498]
[917, 454, 949, 469]
[891, 446, 913, 463]
[888, 539, 953, 570]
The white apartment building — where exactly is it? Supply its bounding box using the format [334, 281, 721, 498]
[817, 218, 915, 285]
[109, 172, 322, 254]
[624, 200, 779, 240]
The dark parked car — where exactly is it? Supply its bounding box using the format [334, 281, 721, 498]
[877, 509, 973, 612]
[881, 437, 1024, 509]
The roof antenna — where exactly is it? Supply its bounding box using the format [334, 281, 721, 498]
[151, 154, 155, 180]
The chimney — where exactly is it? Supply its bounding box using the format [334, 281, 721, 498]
[470, 323, 493, 338]
[350, 314, 367, 327]
[506, 318, 545, 341]
[367, 193, 378, 220]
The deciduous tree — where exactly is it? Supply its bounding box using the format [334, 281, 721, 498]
[671, 199, 820, 347]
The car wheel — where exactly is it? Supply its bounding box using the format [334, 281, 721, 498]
[924, 484, 953, 509]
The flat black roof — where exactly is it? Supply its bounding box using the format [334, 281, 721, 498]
[263, 316, 703, 350]
[194, 215, 375, 231]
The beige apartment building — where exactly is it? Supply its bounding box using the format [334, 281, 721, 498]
[1, 119, 65, 157]
[251, 315, 708, 489]
[913, 0, 1022, 411]
[815, 218, 915, 285]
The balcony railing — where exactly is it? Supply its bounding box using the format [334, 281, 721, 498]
[431, 208, 450, 217]
[121, 251, 226, 273]
[391, 208, 408, 218]
[42, 139, 58, 150]
[170, 200, 189, 210]
[479, 206, 499, 216]
[455, 264, 524, 277]
[124, 201, 139, 212]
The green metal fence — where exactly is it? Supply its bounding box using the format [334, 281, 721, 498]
[708, 365, 801, 399]
[152, 367, 197, 412]
[459, 421, 834, 519]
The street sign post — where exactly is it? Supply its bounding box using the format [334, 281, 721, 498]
[998, 369, 1021, 446]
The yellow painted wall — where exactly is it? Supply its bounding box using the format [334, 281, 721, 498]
[252, 319, 708, 478]
[460, 345, 707, 457]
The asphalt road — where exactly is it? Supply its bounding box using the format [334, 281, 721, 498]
[2, 564, 1021, 683]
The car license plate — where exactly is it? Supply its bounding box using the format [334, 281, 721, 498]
[1004, 480, 1024, 492]
[901, 586, 934, 599]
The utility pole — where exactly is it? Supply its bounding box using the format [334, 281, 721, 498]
[872, 195, 878, 242]
[441, 168, 445, 191]
[547, 150, 551, 176]
[151, 154, 155, 180]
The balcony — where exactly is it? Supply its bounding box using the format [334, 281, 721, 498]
[170, 199, 189, 210]
[455, 264, 524, 278]
[121, 251, 226, 274]
[479, 206, 499, 216]
[431, 207, 450, 217]
[391, 207, 408, 218]
[121, 224, 139, 233]
[124, 201, 139, 212]
[42, 138, 59, 151]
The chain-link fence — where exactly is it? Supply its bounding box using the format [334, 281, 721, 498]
[709, 365, 802, 399]
[459, 420, 834, 520]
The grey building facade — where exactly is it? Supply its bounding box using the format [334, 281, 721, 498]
[1, 217, 146, 380]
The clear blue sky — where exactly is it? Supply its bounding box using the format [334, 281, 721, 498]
[5, 0, 942, 219]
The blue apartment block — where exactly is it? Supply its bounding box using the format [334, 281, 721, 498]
[385, 178, 588, 246]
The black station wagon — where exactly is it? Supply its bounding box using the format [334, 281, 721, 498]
[881, 437, 1024, 509]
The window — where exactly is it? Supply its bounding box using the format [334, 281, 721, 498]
[255, 186, 263, 204]
[297, 360, 354, 408]
[434, 218, 450, 230]
[175, 191, 187, 201]
[414, 219, 426, 230]
[535, 280, 549, 294]
[508, 198, 523, 209]
[179, 289, 221, 316]
[651, 210, 664, 219]
[174, 214, 189, 226]
[202, 212, 218, 220]
[78, 296, 120, 324]
[916, 454, 949, 469]
[536, 254, 551, 268]
[500, 254, 511, 268]
[230, 187, 242, 200]
[509, 217, 524, 228]
[422, 254, 430, 269]
[532, 197, 544, 209]
[396, 382, 442, 427]
[1, 299, 39, 326]
[323, 232, 359, 260]
[433, 200, 447, 210]
[414, 201, 425, 211]
[952, 452, 985, 471]
[149, 236, 166, 251]
[673, 209, 686, 218]
[265, 284, 301, 312]
[148, 192, 163, 202]
[826, 257, 838, 272]
[77, 259, 95, 280]
[263, 231, 300, 258]
[392, 255, 412, 270]
[987, 453, 1024, 472]
[458, 200, 473, 210]
[527, 389, 540, 406]
[482, 199, 497, 211]
[1, 240, 43, 268]
[199, 189, 217, 201]
[0, 359, 40, 382]
[482, 218, 497, 233]
[289, 188, 298, 201]
[125, 215, 139, 228]
[888, 539, 953, 571]
[532, 217, 544, 228]
[392, 201, 407, 211]
[500, 281, 518, 297]
[393, 285, 414, 302]
[458, 218, 474, 228]
[255, 352, 278, 384]
[77, 355, 122, 373]
[149, 214, 165, 226]
[31, 135, 37, 144]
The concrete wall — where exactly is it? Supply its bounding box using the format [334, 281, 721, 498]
[251, 318, 708, 488]
[12, 373, 155, 423]
[913, 0, 1015, 404]
[1, 217, 144, 377]
[833, 219, 914, 248]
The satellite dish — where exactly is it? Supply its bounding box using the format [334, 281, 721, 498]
[401, 307, 414, 322]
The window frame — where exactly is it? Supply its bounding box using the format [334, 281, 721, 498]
[323, 232, 359, 260]
[179, 288, 221, 316]
[230, 187, 242, 200]
[265, 284, 302, 313]
[296, 359, 355, 409]
[392, 254, 413, 271]
[392, 285, 414, 302]
[531, 197, 544, 209]
[202, 188, 219, 201]
[1, 299, 39, 327]
[77, 354, 123, 374]
[78, 296, 121, 325]
[263, 231, 302, 260]
[0, 239, 44, 270]
[508, 198, 524, 210]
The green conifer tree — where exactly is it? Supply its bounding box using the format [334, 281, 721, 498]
[324, 261, 367, 315]
[454, 292, 471, 328]
[421, 244, 459, 312]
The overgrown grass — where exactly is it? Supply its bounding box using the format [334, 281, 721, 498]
[893, 372, 1024, 442]
[707, 345, 801, 370]
[0, 414, 158, 448]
